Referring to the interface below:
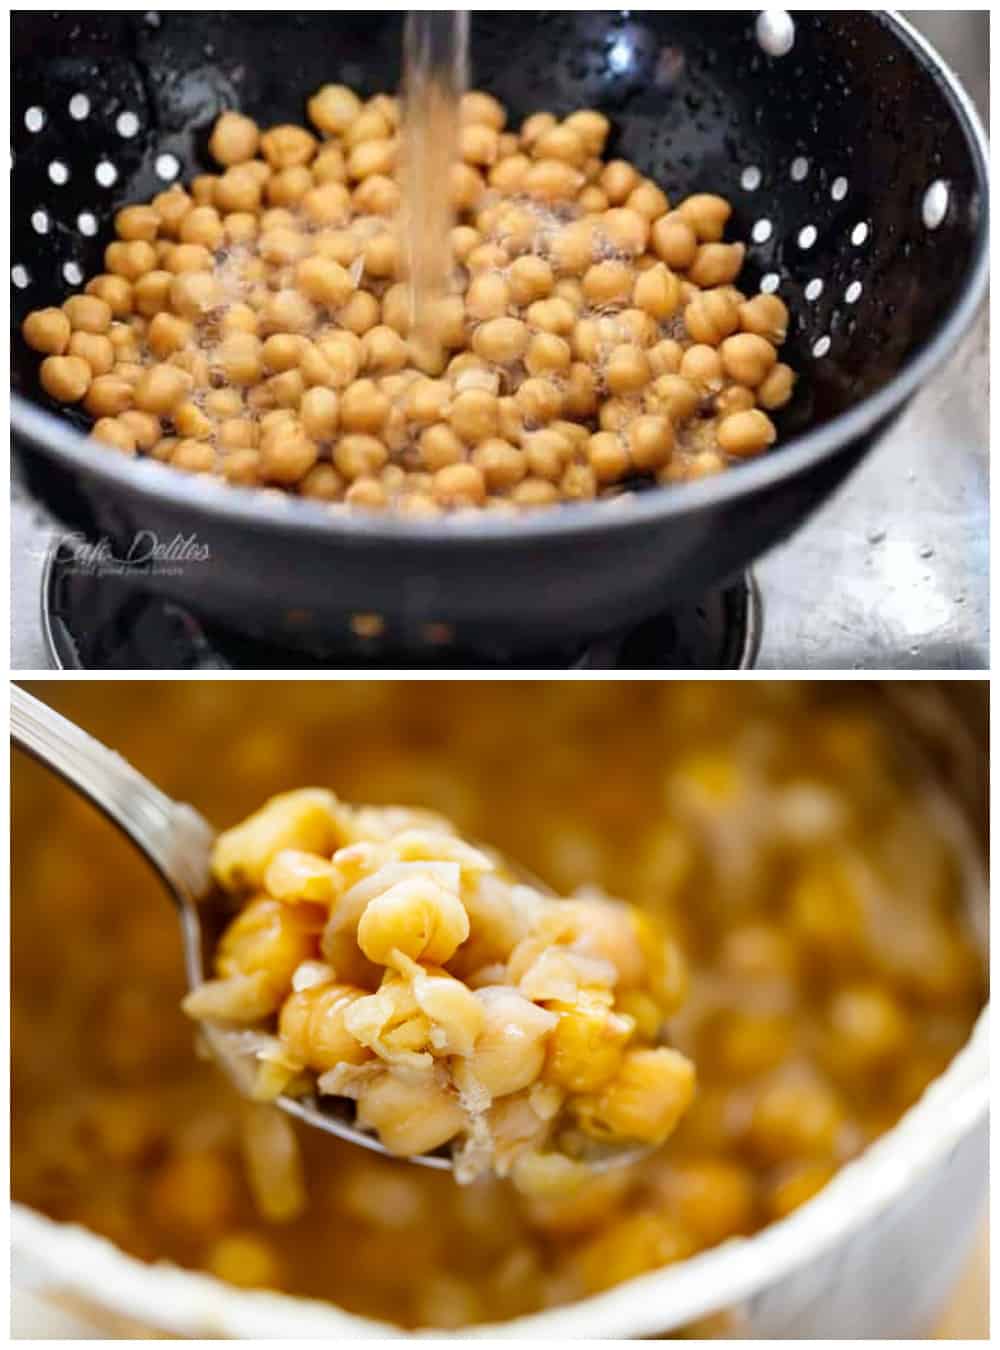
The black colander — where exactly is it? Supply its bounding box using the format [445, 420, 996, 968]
[11, 11, 989, 654]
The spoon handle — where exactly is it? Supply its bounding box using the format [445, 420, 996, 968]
[10, 685, 214, 902]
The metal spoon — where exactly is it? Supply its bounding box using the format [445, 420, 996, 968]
[11, 687, 646, 1173]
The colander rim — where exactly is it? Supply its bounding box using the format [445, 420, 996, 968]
[10, 10, 990, 548]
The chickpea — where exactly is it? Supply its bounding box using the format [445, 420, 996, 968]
[362, 325, 408, 374]
[514, 376, 563, 425]
[344, 106, 391, 148]
[266, 165, 313, 207]
[312, 145, 348, 186]
[339, 291, 380, 336]
[258, 424, 318, 485]
[260, 124, 317, 170]
[496, 396, 525, 444]
[757, 362, 796, 411]
[114, 410, 159, 452]
[525, 297, 576, 336]
[561, 109, 610, 156]
[144, 313, 189, 360]
[132, 270, 173, 318]
[646, 374, 700, 421]
[90, 416, 137, 454]
[549, 219, 597, 276]
[258, 289, 316, 336]
[488, 155, 530, 193]
[676, 193, 732, 242]
[347, 138, 397, 181]
[170, 348, 210, 387]
[627, 414, 674, 470]
[433, 462, 487, 507]
[418, 423, 464, 471]
[172, 400, 213, 437]
[523, 429, 572, 481]
[463, 273, 508, 322]
[533, 124, 587, 167]
[511, 477, 560, 507]
[133, 364, 192, 415]
[402, 378, 449, 426]
[177, 205, 222, 251]
[334, 433, 388, 480]
[600, 159, 640, 205]
[85, 274, 133, 318]
[67, 331, 115, 376]
[460, 122, 499, 167]
[451, 162, 486, 212]
[634, 263, 681, 320]
[115, 204, 160, 243]
[218, 448, 259, 485]
[172, 438, 216, 473]
[523, 158, 582, 202]
[715, 386, 757, 418]
[617, 307, 659, 348]
[605, 344, 652, 396]
[679, 344, 723, 394]
[650, 215, 699, 270]
[216, 417, 258, 451]
[308, 84, 363, 136]
[459, 90, 506, 131]
[352, 174, 400, 217]
[471, 438, 526, 491]
[300, 463, 344, 499]
[448, 388, 499, 444]
[170, 271, 222, 319]
[211, 332, 261, 387]
[688, 242, 746, 289]
[600, 208, 650, 257]
[316, 334, 361, 387]
[338, 378, 389, 434]
[717, 408, 777, 457]
[472, 316, 528, 364]
[582, 260, 633, 307]
[210, 111, 260, 166]
[504, 255, 552, 307]
[684, 289, 741, 346]
[739, 293, 790, 345]
[203, 387, 243, 419]
[553, 364, 593, 421]
[62, 295, 112, 335]
[719, 333, 778, 388]
[165, 243, 213, 275]
[344, 476, 388, 510]
[214, 167, 262, 214]
[523, 332, 571, 378]
[104, 240, 158, 282]
[22, 307, 71, 355]
[39, 354, 92, 403]
[623, 178, 669, 221]
[152, 186, 193, 238]
[83, 374, 134, 418]
[588, 430, 629, 483]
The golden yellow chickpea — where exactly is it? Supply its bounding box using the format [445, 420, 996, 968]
[433, 462, 487, 507]
[471, 438, 526, 490]
[339, 379, 390, 434]
[67, 331, 114, 376]
[450, 226, 481, 264]
[562, 109, 610, 156]
[84, 274, 133, 318]
[525, 297, 577, 337]
[460, 122, 499, 167]
[582, 260, 633, 307]
[523, 158, 582, 202]
[523, 428, 572, 481]
[214, 167, 262, 214]
[151, 186, 193, 238]
[739, 293, 790, 345]
[177, 205, 223, 251]
[555, 363, 593, 420]
[146, 312, 192, 360]
[646, 374, 700, 422]
[688, 242, 746, 289]
[114, 204, 160, 243]
[633, 263, 681, 320]
[523, 332, 570, 378]
[344, 476, 388, 510]
[606, 343, 652, 396]
[650, 215, 699, 270]
[308, 84, 363, 136]
[460, 90, 507, 130]
[599, 396, 639, 432]
[757, 362, 796, 410]
[165, 242, 213, 275]
[466, 242, 508, 275]
[219, 304, 258, 338]
[345, 106, 391, 148]
[116, 409, 160, 451]
[266, 165, 313, 207]
[22, 307, 71, 355]
[352, 173, 400, 216]
[90, 416, 137, 454]
[533, 123, 587, 167]
[587, 430, 628, 483]
[203, 387, 243, 420]
[600, 208, 650, 257]
[679, 344, 723, 394]
[172, 400, 213, 438]
[627, 414, 674, 470]
[676, 193, 732, 242]
[259, 334, 304, 375]
[218, 448, 260, 485]
[347, 138, 397, 181]
[418, 423, 464, 471]
[624, 178, 669, 221]
[504, 255, 552, 307]
[600, 159, 640, 205]
[549, 219, 597, 277]
[472, 316, 528, 364]
[169, 271, 222, 319]
[488, 155, 530, 193]
[362, 325, 408, 374]
[299, 462, 343, 499]
[514, 376, 563, 425]
[209, 111, 260, 166]
[133, 363, 192, 415]
[293, 387, 338, 443]
[212, 332, 261, 387]
[616, 307, 659, 348]
[339, 290, 380, 336]
[719, 333, 778, 388]
[400, 378, 447, 426]
[260, 124, 317, 169]
[259, 289, 317, 336]
[717, 408, 777, 457]
[334, 433, 388, 480]
[83, 374, 134, 418]
[511, 477, 561, 507]
[316, 333, 361, 387]
[171, 438, 216, 473]
[684, 289, 741, 346]
[189, 174, 217, 205]
[62, 294, 112, 335]
[450, 161, 485, 212]
[39, 354, 92, 403]
[448, 388, 499, 444]
[217, 417, 258, 451]
[258, 424, 318, 485]
[465, 273, 509, 322]
[520, 110, 557, 148]
[104, 240, 158, 282]
[130, 270, 172, 318]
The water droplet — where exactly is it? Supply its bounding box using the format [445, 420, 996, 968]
[918, 545, 934, 560]
[867, 528, 886, 545]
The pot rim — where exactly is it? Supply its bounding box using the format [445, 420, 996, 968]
[12, 1002, 989, 1339]
[11, 13, 989, 552]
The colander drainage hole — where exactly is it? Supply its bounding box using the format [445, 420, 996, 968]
[804, 278, 823, 301]
[117, 110, 140, 138]
[760, 272, 781, 294]
[69, 93, 90, 121]
[831, 176, 848, 202]
[740, 165, 762, 192]
[844, 281, 863, 304]
[63, 261, 84, 285]
[95, 160, 118, 187]
[751, 218, 772, 244]
[24, 106, 46, 132]
[797, 224, 817, 250]
[812, 335, 831, 358]
[48, 160, 70, 185]
[155, 152, 180, 181]
[12, 264, 31, 288]
[790, 156, 809, 182]
[77, 212, 99, 236]
[851, 221, 869, 246]
[31, 209, 50, 235]
[922, 180, 949, 230]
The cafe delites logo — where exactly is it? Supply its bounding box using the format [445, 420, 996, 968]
[31, 529, 211, 577]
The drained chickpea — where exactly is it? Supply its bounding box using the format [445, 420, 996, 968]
[628, 415, 674, 470]
[526, 297, 576, 336]
[689, 242, 746, 289]
[172, 438, 216, 473]
[67, 331, 115, 376]
[466, 274, 510, 322]
[131, 271, 171, 318]
[104, 241, 158, 282]
[606, 344, 652, 396]
[340, 380, 390, 434]
[308, 83, 362, 136]
[676, 193, 732, 243]
[339, 291, 380, 336]
[91, 416, 137, 454]
[715, 385, 757, 418]
[22, 307, 71, 355]
[587, 431, 629, 483]
[720, 333, 778, 388]
[600, 159, 640, 204]
[472, 317, 528, 364]
[739, 293, 790, 345]
[757, 362, 796, 411]
[85, 275, 134, 318]
[39, 354, 92, 403]
[115, 204, 160, 243]
[582, 260, 633, 307]
[632, 264, 680, 320]
[525, 333, 571, 378]
[63, 295, 113, 335]
[684, 289, 741, 346]
[362, 326, 408, 374]
[433, 463, 487, 507]
[170, 271, 221, 319]
[600, 208, 649, 257]
[515, 376, 563, 425]
[448, 389, 499, 444]
[334, 433, 388, 480]
[471, 438, 526, 490]
[133, 364, 191, 415]
[165, 243, 213, 275]
[259, 425, 318, 485]
[209, 112, 260, 166]
[84, 375, 134, 418]
[717, 408, 777, 457]
[680, 344, 723, 395]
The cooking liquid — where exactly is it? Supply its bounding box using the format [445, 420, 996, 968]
[398, 10, 470, 362]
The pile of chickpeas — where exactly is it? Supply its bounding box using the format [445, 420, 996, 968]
[21, 85, 796, 515]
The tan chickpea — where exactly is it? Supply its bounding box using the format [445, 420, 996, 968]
[555, 363, 594, 420]
[450, 226, 481, 264]
[169, 348, 210, 387]
[104, 240, 158, 282]
[582, 260, 633, 307]
[316, 334, 361, 387]
[523, 158, 582, 202]
[562, 109, 610, 156]
[463, 273, 508, 322]
[757, 362, 796, 411]
[606, 344, 652, 396]
[260, 124, 317, 170]
[719, 333, 778, 388]
[212, 332, 261, 387]
[261, 335, 307, 377]
[83, 374, 134, 418]
[460, 122, 499, 167]
[623, 178, 669, 220]
[144, 313, 190, 361]
[739, 293, 790, 345]
[600, 208, 649, 257]
[133, 364, 191, 415]
[650, 215, 698, 270]
[684, 289, 741, 346]
[362, 325, 408, 374]
[209, 111, 260, 166]
[165, 242, 213, 275]
[189, 175, 217, 209]
[450, 162, 485, 212]
[171, 438, 216, 472]
[176, 205, 222, 251]
[334, 433, 388, 480]
[352, 174, 400, 217]
[339, 379, 390, 434]
[520, 111, 557, 148]
[676, 193, 732, 243]
[169, 271, 221, 319]
[344, 476, 388, 510]
[299, 462, 344, 499]
[717, 408, 777, 458]
[221, 448, 261, 485]
[203, 387, 243, 420]
[616, 308, 659, 348]
[599, 396, 639, 433]
[339, 291, 380, 336]
[471, 316, 528, 364]
[347, 138, 397, 181]
[646, 340, 682, 379]
[311, 147, 348, 189]
[627, 414, 674, 470]
[258, 424, 318, 485]
[504, 255, 552, 307]
[488, 155, 530, 193]
[688, 242, 746, 289]
[524, 332, 571, 378]
[171, 400, 212, 438]
[525, 297, 577, 337]
[460, 90, 506, 131]
[523, 429, 572, 481]
[433, 462, 487, 507]
[633, 263, 681, 320]
[292, 257, 352, 312]
[588, 430, 629, 483]
[39, 354, 92, 403]
[444, 388, 496, 444]
[401, 378, 448, 426]
[549, 219, 597, 276]
[256, 227, 305, 266]
[62, 295, 112, 335]
[647, 374, 700, 422]
[715, 385, 757, 418]
[308, 84, 362, 136]
[416, 423, 462, 471]
[219, 305, 258, 338]
[113, 410, 158, 452]
[89, 416, 137, 454]
[471, 438, 526, 491]
[533, 124, 587, 167]
[266, 165, 313, 207]
[114, 204, 159, 243]
[67, 331, 114, 376]
[258, 289, 316, 336]
[679, 344, 723, 394]
[214, 167, 262, 215]
[22, 307, 71, 355]
[344, 106, 391, 148]
[600, 159, 640, 205]
[216, 417, 259, 452]
[515, 376, 563, 425]
[511, 477, 561, 507]
[84, 274, 133, 318]
[131, 270, 172, 318]
[151, 186, 193, 238]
